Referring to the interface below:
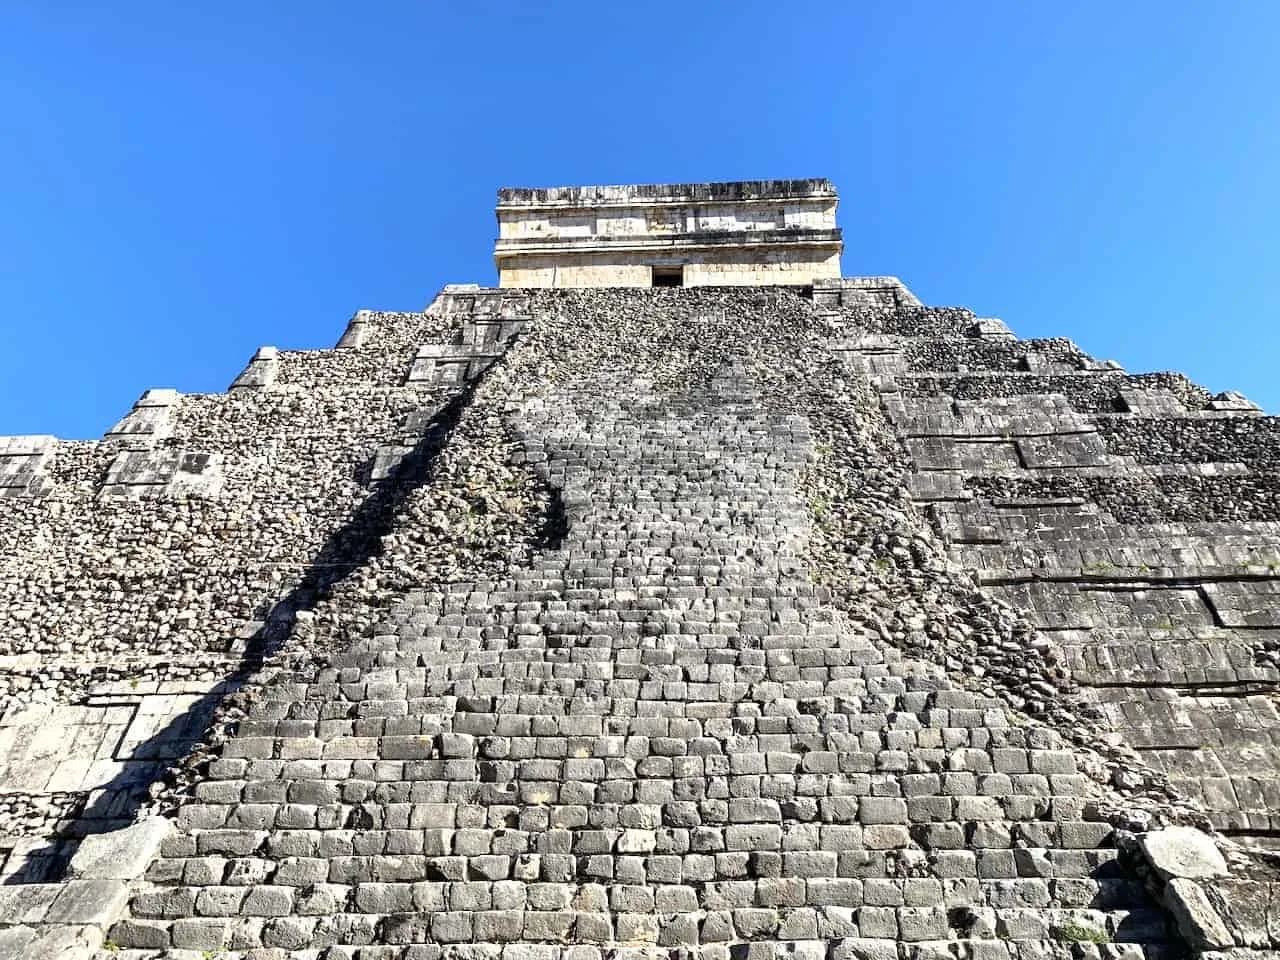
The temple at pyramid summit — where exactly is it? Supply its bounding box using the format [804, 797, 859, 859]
[493, 179, 843, 287]
[0, 179, 1277, 958]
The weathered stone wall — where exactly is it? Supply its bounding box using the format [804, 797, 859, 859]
[827, 298, 1280, 843]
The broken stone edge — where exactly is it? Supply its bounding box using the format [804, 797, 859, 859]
[0, 816, 172, 959]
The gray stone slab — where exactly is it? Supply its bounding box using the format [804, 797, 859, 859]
[44, 878, 129, 925]
[1165, 877, 1234, 951]
[0, 883, 60, 924]
[16, 923, 101, 960]
[0, 926, 35, 960]
[1139, 827, 1228, 880]
[68, 816, 173, 881]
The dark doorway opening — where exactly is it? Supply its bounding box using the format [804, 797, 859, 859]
[652, 266, 684, 287]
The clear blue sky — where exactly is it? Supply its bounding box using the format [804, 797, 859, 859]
[3, 2, 1278, 438]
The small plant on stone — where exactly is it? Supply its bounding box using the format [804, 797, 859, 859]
[102, 942, 120, 955]
[1053, 920, 1110, 944]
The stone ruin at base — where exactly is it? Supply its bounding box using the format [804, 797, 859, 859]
[0, 179, 1277, 960]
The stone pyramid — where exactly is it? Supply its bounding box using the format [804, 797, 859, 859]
[0, 181, 1275, 959]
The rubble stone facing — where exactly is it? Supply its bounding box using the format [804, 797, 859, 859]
[0, 276, 1275, 958]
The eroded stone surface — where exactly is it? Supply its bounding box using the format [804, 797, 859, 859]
[833, 298, 1280, 847]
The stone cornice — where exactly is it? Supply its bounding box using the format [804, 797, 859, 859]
[497, 178, 836, 210]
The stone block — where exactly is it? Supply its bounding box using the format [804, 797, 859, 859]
[0, 926, 35, 960]
[858, 797, 908, 824]
[68, 816, 174, 880]
[170, 917, 230, 950]
[1139, 827, 1228, 879]
[44, 878, 129, 925]
[107, 918, 172, 948]
[1164, 878, 1234, 951]
[17, 924, 101, 960]
[0, 884, 60, 924]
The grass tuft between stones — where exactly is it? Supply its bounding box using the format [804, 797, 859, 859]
[1052, 920, 1111, 944]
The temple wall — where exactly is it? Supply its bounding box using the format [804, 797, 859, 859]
[497, 247, 841, 288]
[494, 179, 844, 288]
[497, 199, 837, 241]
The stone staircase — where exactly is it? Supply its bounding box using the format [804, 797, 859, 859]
[108, 287, 1186, 959]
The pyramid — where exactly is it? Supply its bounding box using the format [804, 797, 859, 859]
[0, 181, 1275, 959]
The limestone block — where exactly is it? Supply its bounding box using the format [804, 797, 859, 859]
[335, 309, 372, 348]
[68, 816, 174, 880]
[1016, 432, 1112, 469]
[1208, 880, 1280, 948]
[165, 451, 225, 497]
[0, 703, 138, 793]
[966, 318, 1014, 339]
[832, 341, 908, 377]
[14, 923, 101, 960]
[0, 926, 36, 960]
[1138, 827, 1228, 879]
[427, 286, 481, 316]
[100, 449, 224, 499]
[814, 277, 923, 308]
[407, 344, 497, 385]
[43, 878, 129, 925]
[1203, 581, 1280, 629]
[1164, 878, 1234, 951]
[1118, 387, 1187, 417]
[952, 394, 1085, 437]
[0, 884, 60, 924]
[906, 437, 1022, 473]
[906, 471, 970, 502]
[1208, 390, 1261, 413]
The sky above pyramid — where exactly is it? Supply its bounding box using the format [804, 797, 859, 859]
[2, 1, 1277, 437]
